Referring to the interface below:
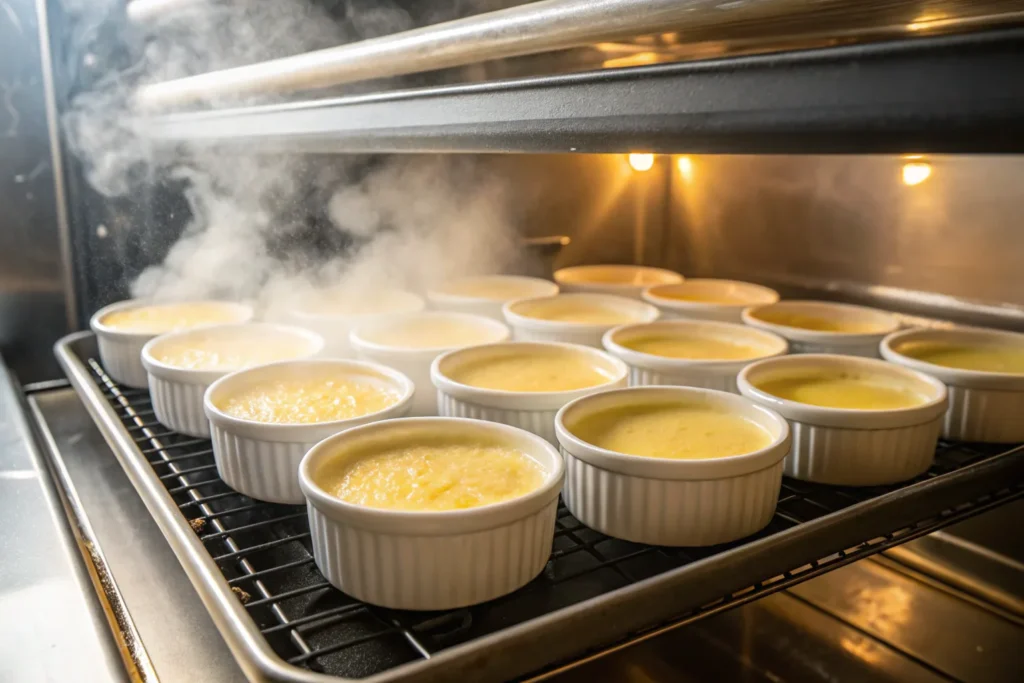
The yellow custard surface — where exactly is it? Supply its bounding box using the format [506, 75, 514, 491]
[621, 334, 766, 360]
[757, 371, 927, 410]
[898, 340, 1024, 374]
[217, 375, 400, 424]
[570, 402, 771, 460]
[448, 348, 615, 392]
[655, 289, 751, 305]
[152, 334, 312, 371]
[438, 278, 549, 301]
[323, 437, 544, 511]
[752, 309, 886, 333]
[368, 318, 500, 349]
[563, 268, 676, 286]
[102, 302, 241, 334]
[514, 298, 637, 325]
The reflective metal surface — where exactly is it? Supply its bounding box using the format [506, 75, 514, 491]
[29, 386, 248, 683]
[0, 0, 71, 382]
[135, 0, 1024, 109]
[0, 360, 127, 683]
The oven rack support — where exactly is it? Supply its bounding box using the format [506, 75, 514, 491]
[140, 29, 1024, 155]
[55, 332, 1024, 683]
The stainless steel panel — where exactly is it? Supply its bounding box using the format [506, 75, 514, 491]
[0, 0, 72, 382]
[666, 155, 1024, 309]
[0, 360, 127, 683]
[28, 387, 248, 683]
[788, 559, 1024, 683]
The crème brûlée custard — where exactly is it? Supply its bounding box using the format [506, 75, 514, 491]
[756, 370, 928, 410]
[512, 297, 638, 325]
[102, 302, 244, 334]
[321, 436, 544, 511]
[216, 374, 400, 424]
[151, 333, 313, 372]
[366, 317, 500, 349]
[897, 340, 1024, 374]
[449, 346, 615, 392]
[621, 333, 766, 360]
[570, 402, 772, 459]
[749, 309, 887, 333]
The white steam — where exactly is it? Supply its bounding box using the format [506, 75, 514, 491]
[61, 0, 525, 311]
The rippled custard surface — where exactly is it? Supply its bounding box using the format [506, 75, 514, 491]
[757, 371, 927, 409]
[152, 334, 310, 371]
[325, 438, 544, 511]
[657, 290, 752, 304]
[449, 349, 614, 392]
[753, 309, 885, 333]
[103, 302, 240, 333]
[570, 403, 772, 459]
[621, 334, 766, 360]
[219, 375, 399, 423]
[516, 299, 637, 324]
[899, 340, 1024, 374]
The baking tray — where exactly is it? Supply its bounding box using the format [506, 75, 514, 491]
[55, 331, 1024, 682]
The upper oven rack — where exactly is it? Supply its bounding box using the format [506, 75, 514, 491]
[56, 331, 1024, 683]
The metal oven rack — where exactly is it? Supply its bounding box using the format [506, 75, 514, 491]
[56, 332, 1024, 683]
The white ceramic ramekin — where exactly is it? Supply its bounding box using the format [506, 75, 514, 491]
[738, 354, 949, 485]
[554, 264, 683, 299]
[503, 293, 660, 348]
[642, 279, 779, 322]
[287, 288, 425, 357]
[90, 299, 254, 388]
[426, 275, 559, 321]
[204, 359, 413, 504]
[431, 341, 628, 443]
[350, 312, 509, 416]
[603, 320, 788, 393]
[555, 386, 790, 546]
[742, 300, 901, 358]
[141, 323, 324, 438]
[299, 417, 564, 610]
[881, 327, 1024, 443]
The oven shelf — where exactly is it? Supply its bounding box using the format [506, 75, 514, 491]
[55, 332, 1024, 683]
[140, 29, 1024, 155]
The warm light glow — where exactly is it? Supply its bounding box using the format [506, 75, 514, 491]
[676, 156, 693, 179]
[902, 162, 932, 186]
[628, 153, 655, 172]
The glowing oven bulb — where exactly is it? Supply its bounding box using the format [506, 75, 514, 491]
[628, 153, 655, 172]
[902, 162, 932, 186]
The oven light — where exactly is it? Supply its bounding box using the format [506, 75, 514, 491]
[628, 153, 655, 172]
[676, 156, 693, 179]
[902, 162, 932, 186]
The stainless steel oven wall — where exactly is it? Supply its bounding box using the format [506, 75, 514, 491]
[0, 0, 73, 383]
[664, 154, 1024, 309]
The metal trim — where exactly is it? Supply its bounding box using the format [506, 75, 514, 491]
[55, 331, 1024, 683]
[26, 395, 159, 683]
[140, 30, 1024, 154]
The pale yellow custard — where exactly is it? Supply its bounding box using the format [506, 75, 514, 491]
[217, 374, 400, 423]
[151, 334, 312, 371]
[621, 334, 765, 360]
[449, 348, 614, 392]
[898, 341, 1024, 374]
[438, 278, 549, 301]
[656, 290, 751, 305]
[752, 309, 884, 333]
[102, 302, 242, 334]
[367, 318, 499, 349]
[514, 299, 637, 325]
[570, 403, 771, 459]
[757, 371, 927, 410]
[323, 437, 544, 511]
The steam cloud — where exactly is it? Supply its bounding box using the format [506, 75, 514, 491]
[61, 0, 528, 314]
